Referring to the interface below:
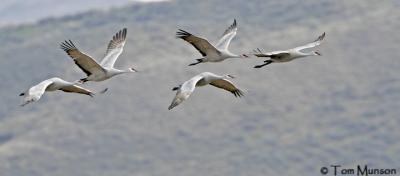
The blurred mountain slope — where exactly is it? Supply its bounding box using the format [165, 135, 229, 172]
[0, 0, 167, 26]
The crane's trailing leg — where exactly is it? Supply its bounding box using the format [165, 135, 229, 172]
[254, 60, 273, 68]
[188, 58, 204, 66]
[78, 78, 88, 84]
[172, 84, 181, 91]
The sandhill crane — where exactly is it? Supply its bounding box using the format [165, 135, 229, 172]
[176, 19, 248, 66]
[60, 28, 137, 83]
[168, 72, 243, 110]
[19, 77, 107, 106]
[253, 32, 325, 68]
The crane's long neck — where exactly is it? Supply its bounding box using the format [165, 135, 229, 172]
[298, 51, 318, 57]
[304, 52, 316, 56]
[109, 68, 136, 76]
[222, 74, 234, 79]
[226, 52, 248, 58]
[107, 69, 126, 77]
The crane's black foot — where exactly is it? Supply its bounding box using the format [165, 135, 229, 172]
[254, 64, 266, 68]
[188, 62, 201, 66]
[188, 58, 204, 66]
[254, 60, 273, 68]
[79, 78, 88, 84]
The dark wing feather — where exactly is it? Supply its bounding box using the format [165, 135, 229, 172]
[176, 29, 218, 57]
[100, 28, 127, 68]
[253, 48, 290, 59]
[60, 85, 94, 97]
[209, 79, 243, 98]
[293, 32, 326, 51]
[221, 19, 237, 37]
[60, 40, 104, 76]
[105, 28, 127, 55]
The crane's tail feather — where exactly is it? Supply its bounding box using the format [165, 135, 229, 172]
[172, 87, 179, 91]
[98, 88, 108, 94]
[89, 88, 109, 97]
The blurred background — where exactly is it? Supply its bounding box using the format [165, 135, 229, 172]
[0, 0, 399, 175]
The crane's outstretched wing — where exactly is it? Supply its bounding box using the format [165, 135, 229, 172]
[20, 79, 54, 106]
[210, 79, 243, 97]
[176, 29, 219, 57]
[168, 74, 204, 110]
[60, 85, 94, 97]
[253, 48, 290, 58]
[100, 28, 127, 68]
[60, 40, 105, 76]
[293, 32, 325, 51]
[215, 19, 238, 50]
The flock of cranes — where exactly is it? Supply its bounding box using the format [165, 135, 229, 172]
[19, 19, 325, 109]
